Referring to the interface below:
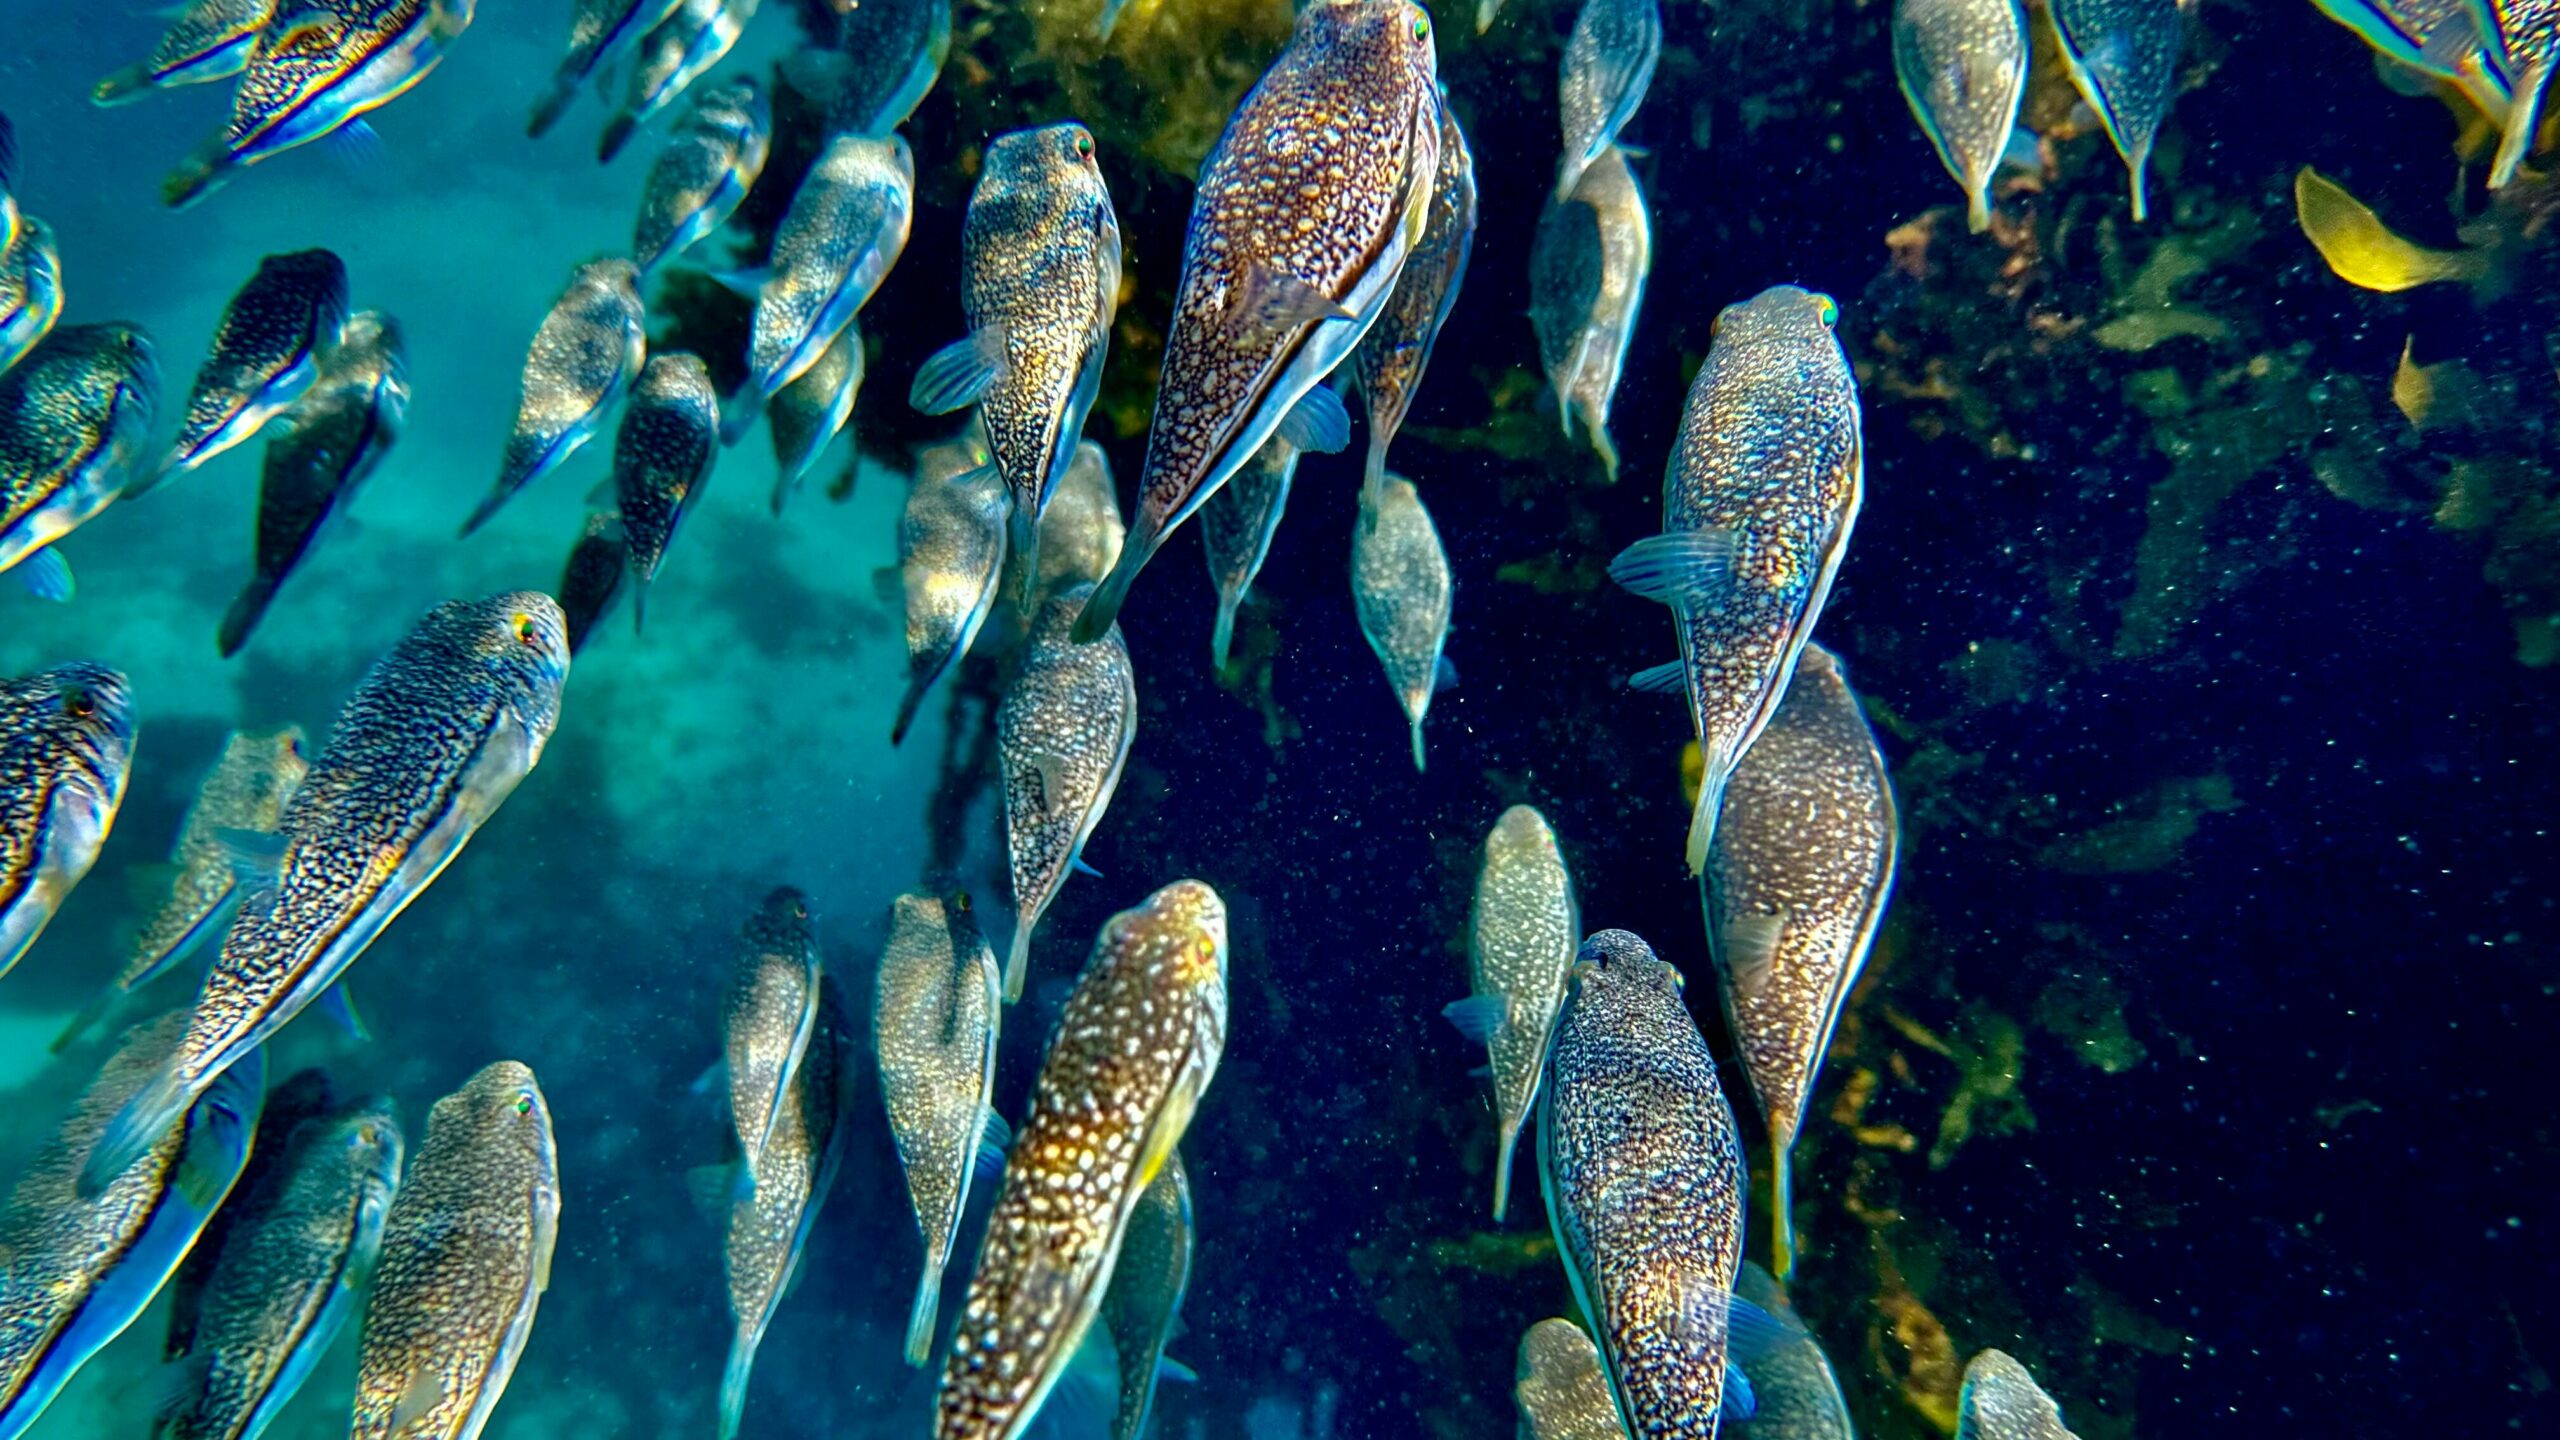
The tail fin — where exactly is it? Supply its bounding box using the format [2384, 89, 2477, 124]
[160, 142, 231, 211]
[1004, 920, 1032, 1004]
[902, 1264, 942, 1368]
[526, 70, 579, 139]
[216, 577, 277, 658]
[1008, 498, 1042, 613]
[1770, 1144, 1796, 1279]
[1685, 766, 1725, 876]
[718, 387, 763, 447]
[1070, 541, 1142, 644]
[1409, 716, 1427, 774]
[459, 485, 512, 538]
[80, 1066, 194, 1198]
[50, 985, 121, 1054]
[889, 676, 929, 747]
[1210, 598, 1239, 672]
[1361, 433, 1389, 518]
[597, 112, 637, 165]
[2489, 61, 2552, 190]
[716, 1333, 755, 1440]
[92, 65, 151, 107]
[1492, 1114, 1521, 1224]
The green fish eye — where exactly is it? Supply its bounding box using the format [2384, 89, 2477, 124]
[1814, 294, 1839, 328]
[514, 1093, 535, 1117]
[1411, 13, 1430, 40]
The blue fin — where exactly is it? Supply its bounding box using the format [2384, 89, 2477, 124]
[1997, 126, 2043, 175]
[213, 827, 286, 886]
[1158, 1355, 1198, 1383]
[685, 1161, 749, 1220]
[1723, 1293, 1806, 1362]
[1626, 660, 1684, 694]
[688, 1058, 725, 1099]
[1276, 383, 1351, 454]
[1233, 264, 1353, 338]
[973, 1105, 1011, 1184]
[1441, 994, 1505, 1045]
[704, 265, 769, 298]
[16, 546, 73, 601]
[322, 119, 386, 175]
[1068, 854, 1103, 879]
[317, 982, 370, 1043]
[1433, 654, 1459, 693]
[1720, 1364, 1757, 1423]
[909, 324, 1007, 414]
[1608, 530, 1739, 607]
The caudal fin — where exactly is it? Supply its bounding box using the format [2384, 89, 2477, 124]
[902, 1264, 942, 1367]
[1685, 766, 1725, 876]
[1770, 1143, 1797, 1279]
[526, 70, 579, 139]
[716, 1333, 756, 1440]
[80, 1067, 192, 1198]
[1492, 1114, 1522, 1224]
[1004, 920, 1033, 1004]
[91, 65, 152, 107]
[216, 577, 277, 658]
[1070, 538, 1143, 644]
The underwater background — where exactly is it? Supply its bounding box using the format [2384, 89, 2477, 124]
[4, 0, 2559, 1437]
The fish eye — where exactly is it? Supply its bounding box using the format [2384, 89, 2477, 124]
[792, 899, 809, 920]
[511, 612, 541, 648]
[514, 1093, 536, 1118]
[1411, 13, 1429, 41]
[60, 687, 94, 720]
[1073, 132, 1095, 160]
[1813, 294, 1839, 328]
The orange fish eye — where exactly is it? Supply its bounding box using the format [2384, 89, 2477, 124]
[1813, 294, 1839, 328]
[61, 687, 94, 719]
[512, 612, 540, 648]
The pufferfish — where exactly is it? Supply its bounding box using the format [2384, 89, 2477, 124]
[1073, 0, 1443, 643]
[934, 880, 1229, 1440]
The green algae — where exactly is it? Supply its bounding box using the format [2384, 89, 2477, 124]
[2037, 771, 2239, 875]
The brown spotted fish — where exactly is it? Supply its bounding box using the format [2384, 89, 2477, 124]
[157, 1097, 404, 1440]
[351, 1061, 558, 1440]
[596, 0, 759, 163]
[0, 213, 63, 380]
[1200, 437, 1297, 672]
[1352, 94, 1474, 507]
[557, 511, 629, 657]
[153, 249, 350, 490]
[53, 726, 306, 1052]
[874, 891, 1004, 1367]
[80, 594, 571, 1196]
[997, 584, 1136, 1002]
[733, 133, 913, 440]
[910, 122, 1120, 606]
[93, 0, 276, 106]
[1610, 285, 1860, 877]
[464, 259, 646, 537]
[1097, 1150, 1193, 1440]
[1957, 1350, 2084, 1440]
[1555, 0, 1660, 201]
[1014, 439, 1124, 610]
[1514, 1318, 1620, 1440]
[769, 324, 863, 514]
[1704, 643, 1896, 1278]
[0, 1015, 262, 1440]
[631, 77, 771, 279]
[1892, 0, 2031, 233]
[1530, 144, 1648, 482]
[612, 351, 720, 629]
[0, 663, 134, 986]
[1538, 929, 1747, 1439]
[717, 975, 851, 1440]
[1350, 473, 1452, 772]
[892, 455, 1011, 746]
[1441, 804, 1576, 1223]
[1729, 1262, 1854, 1440]
[2047, 0, 2183, 220]
[526, 0, 687, 137]
[219, 308, 408, 658]
[934, 879, 1229, 1440]
[0, 322, 161, 601]
[715, 887, 822, 1193]
[1073, 0, 1443, 643]
[162, 0, 481, 209]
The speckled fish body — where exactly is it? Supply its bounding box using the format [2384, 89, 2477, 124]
[1514, 1319, 1620, 1440]
[769, 323, 863, 513]
[1610, 285, 1860, 878]
[1556, 0, 1659, 201]
[1200, 437, 1297, 672]
[159, 1067, 341, 1372]
[718, 976, 850, 1440]
[163, 0, 480, 208]
[1538, 929, 1748, 1440]
[0, 216, 64, 379]
[2047, 0, 2183, 220]
[1019, 439, 1124, 607]
[1352, 96, 1473, 504]
[1892, 0, 2029, 232]
[874, 892, 1002, 1366]
[157, 249, 350, 487]
[219, 310, 407, 658]
[159, 1099, 403, 1440]
[891, 458, 1011, 746]
[55, 726, 306, 1052]
[0, 322, 160, 589]
[93, 0, 276, 105]
[350, 1062, 558, 1440]
[1957, 1350, 2082, 1440]
[0, 1015, 262, 1440]
[742, 133, 914, 412]
[597, 0, 758, 163]
[612, 351, 719, 623]
[722, 886, 821, 1182]
[527, 0, 687, 137]
[1530, 144, 1647, 482]
[910, 123, 1119, 601]
[79, 593, 570, 1197]
[790, 0, 952, 136]
[1350, 473, 1451, 773]
[0, 661, 131, 983]
[464, 259, 647, 537]
[935, 879, 1229, 1440]
[2311, 0, 2513, 120]
[557, 512, 629, 656]
[1729, 1263, 1853, 1440]
[0, 663, 133, 984]
[1704, 644, 1896, 1278]
[996, 586, 1136, 1003]
[632, 78, 769, 278]
[1450, 804, 1576, 1223]
[1098, 1151, 1191, 1440]
[1074, 0, 1442, 643]
[2480, 0, 2560, 184]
